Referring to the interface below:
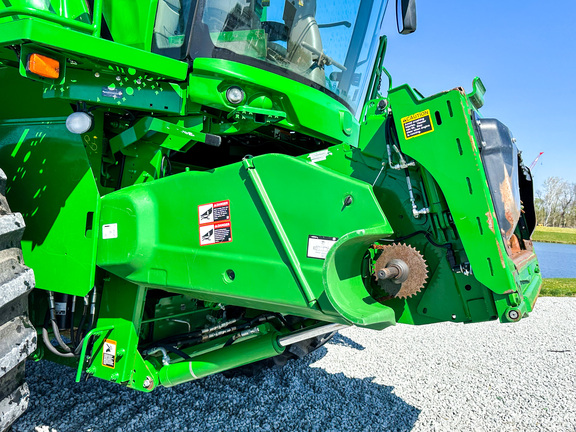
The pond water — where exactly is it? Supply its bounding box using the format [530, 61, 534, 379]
[533, 242, 576, 278]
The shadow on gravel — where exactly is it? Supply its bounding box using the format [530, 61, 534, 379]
[14, 350, 419, 432]
[329, 332, 366, 351]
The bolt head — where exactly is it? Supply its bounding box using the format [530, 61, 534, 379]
[143, 376, 154, 389]
[508, 309, 520, 321]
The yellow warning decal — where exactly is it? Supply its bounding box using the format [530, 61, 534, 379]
[102, 339, 117, 369]
[400, 109, 434, 140]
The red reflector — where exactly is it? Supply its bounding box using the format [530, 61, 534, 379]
[27, 53, 60, 79]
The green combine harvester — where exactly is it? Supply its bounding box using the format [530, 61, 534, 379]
[0, 0, 541, 429]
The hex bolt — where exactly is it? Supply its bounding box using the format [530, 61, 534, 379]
[377, 267, 400, 280]
[143, 376, 154, 389]
[508, 309, 520, 321]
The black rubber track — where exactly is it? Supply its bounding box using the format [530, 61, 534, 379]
[0, 169, 36, 432]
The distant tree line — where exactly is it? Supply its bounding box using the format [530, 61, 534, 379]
[535, 177, 576, 228]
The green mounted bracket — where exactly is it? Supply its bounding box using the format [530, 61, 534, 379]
[467, 77, 486, 109]
[75, 325, 115, 382]
[109, 117, 221, 155]
[228, 106, 287, 125]
[323, 227, 397, 330]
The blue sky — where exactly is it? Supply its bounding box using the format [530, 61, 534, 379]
[380, 0, 576, 192]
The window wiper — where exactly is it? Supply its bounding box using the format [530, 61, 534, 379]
[301, 41, 347, 71]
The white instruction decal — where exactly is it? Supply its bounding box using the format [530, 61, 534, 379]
[307, 235, 338, 259]
[308, 149, 332, 163]
[102, 223, 118, 239]
[199, 200, 232, 246]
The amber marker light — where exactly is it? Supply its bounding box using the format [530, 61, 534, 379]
[27, 53, 60, 79]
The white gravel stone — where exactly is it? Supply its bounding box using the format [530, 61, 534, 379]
[13, 297, 576, 432]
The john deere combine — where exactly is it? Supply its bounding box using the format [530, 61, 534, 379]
[0, 0, 541, 429]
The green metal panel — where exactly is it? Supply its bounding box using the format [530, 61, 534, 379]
[42, 68, 185, 115]
[188, 58, 359, 146]
[387, 85, 517, 295]
[102, 0, 158, 51]
[0, 0, 93, 31]
[0, 117, 100, 296]
[76, 278, 158, 391]
[0, 17, 188, 80]
[97, 153, 395, 327]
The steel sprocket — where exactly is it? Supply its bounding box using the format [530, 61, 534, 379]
[374, 243, 428, 299]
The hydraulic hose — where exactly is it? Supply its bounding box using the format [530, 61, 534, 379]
[42, 326, 76, 358]
[69, 295, 76, 348]
[75, 294, 90, 346]
[47, 292, 72, 353]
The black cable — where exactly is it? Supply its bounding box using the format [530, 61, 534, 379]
[148, 314, 278, 355]
[115, 153, 126, 190]
[69, 296, 76, 349]
[75, 300, 88, 347]
[273, 313, 295, 331]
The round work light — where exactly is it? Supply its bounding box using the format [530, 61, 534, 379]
[225, 86, 245, 105]
[66, 111, 93, 134]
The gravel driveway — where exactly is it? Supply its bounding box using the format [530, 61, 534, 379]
[13, 297, 576, 432]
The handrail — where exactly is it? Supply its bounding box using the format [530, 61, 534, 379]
[74, 324, 114, 382]
[0, 1, 102, 37]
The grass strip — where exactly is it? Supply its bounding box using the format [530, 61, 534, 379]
[541, 278, 576, 297]
[532, 226, 576, 245]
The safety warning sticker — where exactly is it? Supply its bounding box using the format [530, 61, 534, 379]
[307, 235, 338, 260]
[200, 221, 232, 246]
[198, 200, 232, 246]
[401, 109, 434, 140]
[102, 339, 117, 369]
[198, 200, 230, 224]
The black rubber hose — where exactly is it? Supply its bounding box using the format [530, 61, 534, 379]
[69, 296, 76, 349]
[75, 302, 88, 347]
[158, 344, 191, 360]
[86, 288, 97, 333]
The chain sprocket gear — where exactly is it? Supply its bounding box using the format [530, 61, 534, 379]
[374, 243, 428, 299]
